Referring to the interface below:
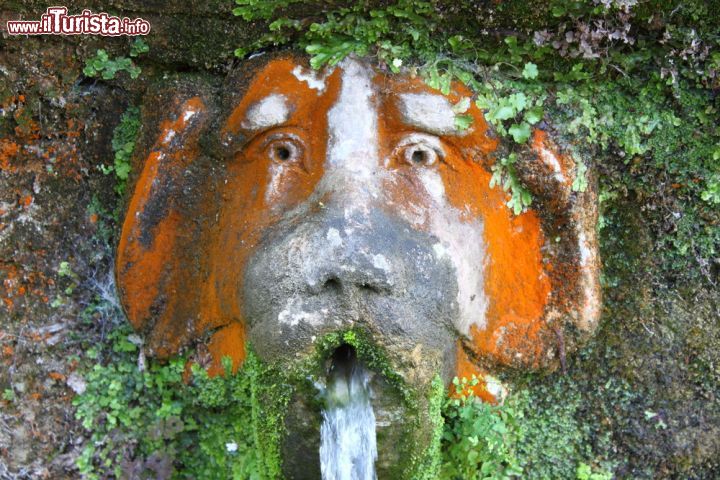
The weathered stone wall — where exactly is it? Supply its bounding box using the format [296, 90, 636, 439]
[1, 1, 718, 479]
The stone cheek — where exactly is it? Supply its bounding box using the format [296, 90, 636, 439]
[115, 54, 601, 390]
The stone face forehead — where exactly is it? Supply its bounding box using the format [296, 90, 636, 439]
[116, 55, 601, 398]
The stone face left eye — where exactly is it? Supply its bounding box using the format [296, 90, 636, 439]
[394, 135, 445, 167]
[403, 145, 438, 166]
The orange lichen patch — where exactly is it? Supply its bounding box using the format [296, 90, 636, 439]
[454, 344, 500, 403]
[206, 322, 246, 376]
[206, 58, 338, 370]
[117, 60, 337, 366]
[1, 263, 23, 312]
[531, 129, 575, 190]
[116, 96, 210, 356]
[376, 72, 553, 367]
[0, 139, 21, 171]
[0, 89, 87, 178]
[48, 372, 65, 381]
[215, 68, 339, 316]
[454, 134, 553, 366]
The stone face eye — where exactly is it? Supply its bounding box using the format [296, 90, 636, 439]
[403, 145, 438, 166]
[394, 135, 444, 167]
[267, 138, 301, 163]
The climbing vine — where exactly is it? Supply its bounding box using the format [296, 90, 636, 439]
[230, 0, 719, 283]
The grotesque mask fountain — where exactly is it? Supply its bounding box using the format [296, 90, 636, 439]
[116, 54, 600, 478]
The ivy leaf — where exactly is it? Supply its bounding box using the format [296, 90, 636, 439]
[454, 114, 474, 131]
[522, 62, 538, 80]
[507, 93, 527, 112]
[452, 97, 471, 114]
[524, 106, 544, 125]
[493, 105, 516, 121]
[508, 122, 531, 143]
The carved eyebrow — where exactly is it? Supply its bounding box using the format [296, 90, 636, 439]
[396, 93, 465, 136]
[241, 93, 292, 131]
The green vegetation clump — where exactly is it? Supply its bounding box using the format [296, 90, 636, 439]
[73, 323, 282, 479]
[74, 323, 619, 479]
[230, 0, 720, 284]
[83, 39, 148, 81]
[83, 49, 142, 81]
[441, 377, 522, 479]
[102, 106, 141, 195]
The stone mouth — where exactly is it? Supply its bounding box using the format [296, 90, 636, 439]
[326, 343, 358, 381]
[323, 343, 372, 408]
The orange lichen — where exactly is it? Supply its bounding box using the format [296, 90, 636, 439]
[0, 139, 20, 171]
[376, 73, 553, 368]
[206, 322, 246, 376]
[116, 96, 210, 356]
[454, 344, 499, 403]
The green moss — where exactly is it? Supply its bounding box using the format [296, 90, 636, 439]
[74, 323, 286, 479]
[407, 375, 444, 480]
[103, 105, 141, 195]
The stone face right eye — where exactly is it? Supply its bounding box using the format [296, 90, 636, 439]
[266, 138, 302, 164]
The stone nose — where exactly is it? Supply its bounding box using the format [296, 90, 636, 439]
[302, 214, 399, 297]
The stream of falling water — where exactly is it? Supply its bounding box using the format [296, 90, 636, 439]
[319, 346, 378, 480]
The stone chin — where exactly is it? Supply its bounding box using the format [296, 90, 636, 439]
[115, 53, 601, 400]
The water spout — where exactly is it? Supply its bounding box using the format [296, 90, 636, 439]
[320, 345, 378, 480]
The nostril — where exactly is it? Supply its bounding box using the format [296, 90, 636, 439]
[359, 282, 381, 294]
[323, 277, 342, 292]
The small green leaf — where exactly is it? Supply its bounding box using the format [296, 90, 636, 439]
[493, 105, 516, 121]
[454, 114, 474, 131]
[522, 62, 538, 80]
[507, 93, 527, 112]
[508, 122, 531, 143]
[452, 97, 471, 114]
[524, 106, 544, 125]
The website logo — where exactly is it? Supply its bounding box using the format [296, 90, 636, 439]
[6, 7, 150, 36]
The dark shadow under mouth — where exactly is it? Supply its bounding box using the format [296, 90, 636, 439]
[327, 343, 358, 383]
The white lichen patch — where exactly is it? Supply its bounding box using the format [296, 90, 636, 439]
[163, 129, 176, 144]
[536, 141, 568, 185]
[372, 253, 391, 273]
[292, 65, 331, 92]
[484, 374, 508, 404]
[325, 58, 379, 188]
[326, 227, 343, 248]
[398, 93, 466, 136]
[242, 94, 290, 130]
[264, 162, 288, 203]
[278, 296, 329, 328]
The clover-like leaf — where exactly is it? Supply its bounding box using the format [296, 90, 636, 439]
[524, 106, 544, 125]
[454, 114, 474, 131]
[508, 122, 531, 143]
[522, 62, 539, 80]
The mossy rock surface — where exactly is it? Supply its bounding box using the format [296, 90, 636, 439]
[1, 1, 718, 478]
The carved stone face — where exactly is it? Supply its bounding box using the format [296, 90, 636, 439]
[116, 55, 600, 402]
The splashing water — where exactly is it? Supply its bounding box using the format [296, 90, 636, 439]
[320, 346, 378, 480]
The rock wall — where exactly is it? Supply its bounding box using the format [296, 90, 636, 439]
[1, 1, 718, 479]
